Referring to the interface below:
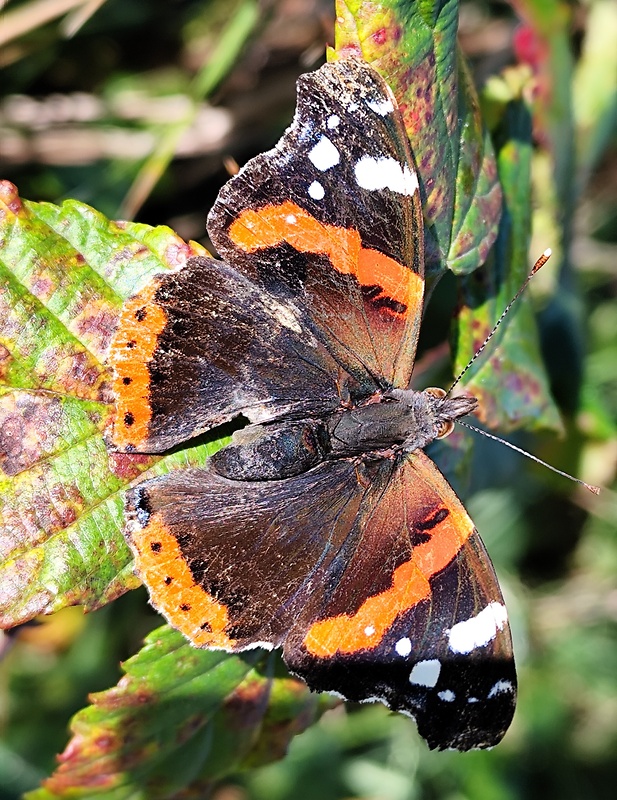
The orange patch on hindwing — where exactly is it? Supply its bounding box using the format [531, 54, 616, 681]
[229, 202, 421, 316]
[131, 513, 235, 648]
[110, 280, 167, 449]
[303, 499, 475, 657]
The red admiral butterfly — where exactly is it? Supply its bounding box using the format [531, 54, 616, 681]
[110, 58, 516, 751]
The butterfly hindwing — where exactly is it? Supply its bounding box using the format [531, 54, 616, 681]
[126, 447, 515, 750]
[125, 457, 374, 649]
[208, 58, 425, 391]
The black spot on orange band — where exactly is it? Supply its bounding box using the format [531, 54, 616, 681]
[109, 279, 168, 449]
[417, 507, 449, 531]
[130, 512, 235, 649]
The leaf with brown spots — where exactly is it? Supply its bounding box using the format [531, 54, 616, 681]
[454, 90, 561, 432]
[0, 181, 215, 628]
[333, 0, 502, 277]
[25, 626, 333, 800]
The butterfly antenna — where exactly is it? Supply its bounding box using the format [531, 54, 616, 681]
[446, 248, 552, 397]
[446, 248, 600, 495]
[457, 420, 600, 494]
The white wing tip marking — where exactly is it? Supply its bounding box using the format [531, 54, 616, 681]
[308, 135, 340, 171]
[308, 180, 325, 200]
[354, 156, 418, 196]
[366, 98, 394, 116]
[447, 602, 509, 655]
[488, 679, 515, 698]
[394, 637, 412, 657]
[409, 659, 441, 688]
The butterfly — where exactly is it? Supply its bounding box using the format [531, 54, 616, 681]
[109, 57, 516, 751]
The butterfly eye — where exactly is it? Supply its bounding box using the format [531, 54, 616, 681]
[436, 419, 455, 439]
[424, 387, 453, 438]
[424, 386, 447, 400]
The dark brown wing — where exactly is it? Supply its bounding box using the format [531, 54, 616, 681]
[125, 449, 515, 750]
[285, 451, 516, 751]
[207, 58, 425, 390]
[124, 459, 372, 649]
[110, 255, 350, 451]
[110, 59, 426, 453]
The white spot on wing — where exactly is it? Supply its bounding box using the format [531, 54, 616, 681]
[395, 637, 412, 657]
[409, 659, 441, 687]
[438, 689, 456, 702]
[308, 135, 340, 171]
[364, 625, 375, 636]
[238, 640, 274, 651]
[359, 696, 383, 705]
[366, 98, 394, 116]
[327, 114, 340, 129]
[354, 156, 419, 196]
[488, 679, 515, 698]
[268, 299, 303, 334]
[447, 602, 509, 655]
[308, 180, 325, 200]
[468, 697, 479, 704]
[286, 214, 297, 224]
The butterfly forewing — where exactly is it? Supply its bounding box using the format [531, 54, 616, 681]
[208, 58, 425, 391]
[285, 451, 516, 751]
[110, 255, 347, 451]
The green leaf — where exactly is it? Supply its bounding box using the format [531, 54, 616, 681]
[26, 626, 333, 800]
[573, 0, 617, 194]
[333, 0, 502, 276]
[0, 181, 215, 628]
[454, 80, 561, 433]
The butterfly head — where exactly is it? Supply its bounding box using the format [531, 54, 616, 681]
[384, 387, 478, 452]
[422, 387, 479, 440]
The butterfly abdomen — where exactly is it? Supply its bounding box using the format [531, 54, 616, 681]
[209, 420, 330, 480]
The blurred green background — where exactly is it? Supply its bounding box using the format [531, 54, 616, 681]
[1, 0, 616, 798]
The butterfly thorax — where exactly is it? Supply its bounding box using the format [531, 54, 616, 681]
[209, 388, 477, 482]
[328, 388, 478, 456]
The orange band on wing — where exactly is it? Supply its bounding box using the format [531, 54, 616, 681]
[130, 513, 235, 649]
[110, 281, 167, 449]
[228, 201, 420, 316]
[303, 502, 475, 657]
